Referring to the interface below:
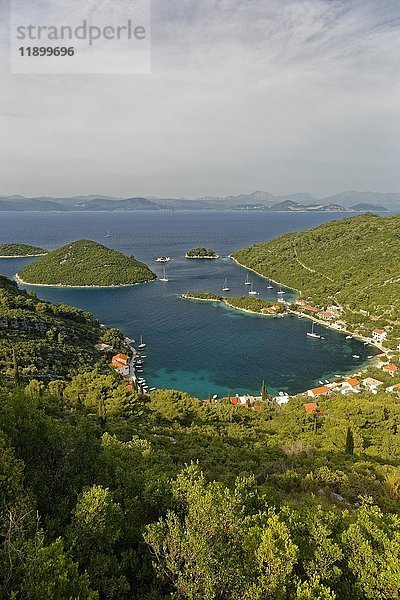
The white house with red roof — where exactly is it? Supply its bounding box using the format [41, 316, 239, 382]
[372, 328, 387, 342]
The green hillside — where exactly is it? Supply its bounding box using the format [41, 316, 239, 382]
[0, 243, 47, 257]
[233, 213, 400, 346]
[0, 275, 117, 382]
[1, 271, 400, 598]
[18, 239, 156, 287]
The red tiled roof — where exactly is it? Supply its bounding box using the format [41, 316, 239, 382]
[383, 364, 399, 372]
[346, 378, 360, 387]
[305, 402, 317, 413]
[303, 305, 319, 313]
[310, 386, 330, 395]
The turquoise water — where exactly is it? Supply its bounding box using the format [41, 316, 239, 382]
[0, 211, 376, 397]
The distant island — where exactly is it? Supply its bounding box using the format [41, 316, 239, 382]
[17, 240, 156, 287]
[0, 190, 395, 211]
[233, 213, 400, 349]
[185, 247, 219, 259]
[0, 243, 47, 258]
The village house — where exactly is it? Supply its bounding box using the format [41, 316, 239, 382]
[372, 328, 387, 343]
[386, 383, 400, 394]
[362, 377, 384, 393]
[382, 363, 399, 377]
[302, 305, 319, 314]
[112, 353, 129, 368]
[111, 353, 131, 377]
[304, 402, 318, 413]
[318, 311, 336, 321]
[307, 385, 330, 398]
[274, 392, 290, 405]
[341, 378, 361, 394]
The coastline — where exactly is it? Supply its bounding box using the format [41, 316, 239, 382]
[14, 273, 156, 289]
[0, 253, 47, 259]
[180, 294, 283, 318]
[229, 255, 301, 294]
[229, 256, 387, 356]
[185, 255, 219, 259]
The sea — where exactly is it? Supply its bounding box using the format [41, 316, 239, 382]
[0, 210, 379, 398]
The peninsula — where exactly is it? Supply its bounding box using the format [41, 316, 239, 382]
[181, 292, 286, 316]
[232, 213, 400, 350]
[17, 239, 156, 287]
[185, 247, 219, 259]
[0, 243, 47, 258]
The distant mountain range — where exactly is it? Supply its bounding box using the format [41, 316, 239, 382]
[0, 191, 397, 212]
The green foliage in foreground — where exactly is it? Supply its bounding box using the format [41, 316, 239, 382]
[18, 239, 156, 286]
[1, 373, 400, 599]
[233, 213, 400, 345]
[186, 247, 218, 258]
[0, 243, 47, 256]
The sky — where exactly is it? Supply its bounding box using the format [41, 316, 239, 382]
[1, 0, 400, 198]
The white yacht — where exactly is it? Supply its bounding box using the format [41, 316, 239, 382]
[248, 282, 258, 296]
[244, 274, 251, 286]
[307, 322, 321, 339]
[159, 267, 169, 282]
[222, 278, 230, 292]
[267, 279, 273, 289]
[138, 335, 146, 350]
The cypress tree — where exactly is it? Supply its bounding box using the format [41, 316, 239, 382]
[261, 380, 267, 402]
[345, 427, 354, 455]
[12, 347, 20, 387]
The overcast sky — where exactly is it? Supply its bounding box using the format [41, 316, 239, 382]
[1, 0, 400, 198]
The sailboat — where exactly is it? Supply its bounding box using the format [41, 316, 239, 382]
[307, 322, 321, 339]
[138, 335, 146, 350]
[159, 267, 169, 282]
[244, 274, 251, 286]
[222, 278, 230, 292]
[277, 286, 285, 295]
[248, 282, 258, 296]
[267, 279, 273, 289]
[105, 231, 111, 238]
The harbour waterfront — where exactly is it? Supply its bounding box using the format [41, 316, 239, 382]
[0, 210, 379, 397]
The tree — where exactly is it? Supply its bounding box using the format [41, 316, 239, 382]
[67, 485, 128, 598]
[342, 500, 400, 599]
[345, 427, 354, 455]
[12, 347, 20, 387]
[144, 465, 298, 599]
[261, 380, 267, 402]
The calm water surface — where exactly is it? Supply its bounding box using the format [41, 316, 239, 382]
[0, 211, 376, 397]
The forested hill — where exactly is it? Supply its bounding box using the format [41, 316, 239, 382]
[0, 275, 113, 382]
[18, 239, 156, 287]
[0, 243, 47, 257]
[233, 213, 400, 344]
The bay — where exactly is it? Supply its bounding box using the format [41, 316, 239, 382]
[0, 210, 376, 397]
